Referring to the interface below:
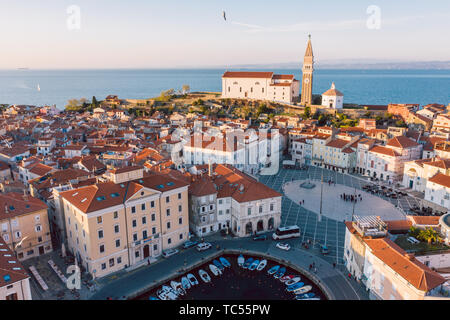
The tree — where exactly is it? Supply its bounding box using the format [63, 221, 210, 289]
[92, 96, 98, 108]
[302, 106, 311, 119]
[417, 227, 441, 244]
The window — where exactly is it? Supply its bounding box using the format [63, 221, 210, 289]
[153, 244, 158, 251]
[151, 213, 156, 221]
[99, 244, 105, 253]
[114, 225, 120, 233]
[97, 216, 102, 224]
[117, 257, 122, 264]
[3, 234, 9, 242]
[133, 233, 138, 242]
[101, 263, 106, 270]
[178, 193, 182, 200]
[166, 209, 170, 216]
[115, 239, 121, 248]
[35, 225, 42, 232]
[98, 229, 104, 239]
[152, 227, 156, 234]
[142, 216, 147, 225]
[248, 208, 252, 216]
[168, 238, 172, 244]
[259, 205, 263, 213]
[179, 233, 183, 240]
[151, 201, 155, 208]
[219, 210, 223, 215]
[131, 206, 136, 214]
[178, 205, 182, 212]
[270, 203, 274, 211]
[143, 230, 148, 239]
[218, 199, 223, 205]
[132, 219, 137, 228]
[114, 211, 118, 219]
[135, 251, 140, 258]
[167, 222, 171, 229]
[179, 217, 182, 225]
[166, 196, 170, 203]
[141, 203, 146, 211]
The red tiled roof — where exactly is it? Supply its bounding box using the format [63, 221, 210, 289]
[428, 172, 450, 189]
[386, 136, 420, 149]
[364, 238, 446, 292]
[0, 237, 29, 288]
[369, 145, 399, 157]
[222, 71, 273, 79]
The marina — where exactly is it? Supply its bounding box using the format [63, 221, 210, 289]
[135, 254, 325, 301]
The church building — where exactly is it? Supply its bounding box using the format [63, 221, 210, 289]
[221, 36, 314, 105]
[321, 82, 344, 109]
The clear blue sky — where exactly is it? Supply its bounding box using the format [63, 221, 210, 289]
[1, 0, 449, 69]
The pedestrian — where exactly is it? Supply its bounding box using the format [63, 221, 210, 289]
[314, 267, 317, 273]
[303, 200, 305, 205]
[148, 259, 150, 265]
[309, 264, 312, 270]
[333, 262, 336, 268]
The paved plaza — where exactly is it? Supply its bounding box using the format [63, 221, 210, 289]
[283, 179, 405, 222]
[258, 166, 423, 268]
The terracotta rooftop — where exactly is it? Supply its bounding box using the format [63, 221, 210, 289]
[364, 238, 446, 292]
[428, 172, 450, 189]
[386, 136, 420, 149]
[0, 237, 29, 288]
[222, 71, 274, 79]
[0, 192, 48, 219]
[369, 145, 399, 157]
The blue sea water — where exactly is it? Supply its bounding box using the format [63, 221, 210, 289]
[0, 69, 449, 109]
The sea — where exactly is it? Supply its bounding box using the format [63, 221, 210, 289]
[0, 69, 449, 109]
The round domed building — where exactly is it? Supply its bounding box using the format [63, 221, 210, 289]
[321, 82, 344, 109]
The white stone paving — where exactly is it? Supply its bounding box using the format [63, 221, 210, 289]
[283, 179, 406, 222]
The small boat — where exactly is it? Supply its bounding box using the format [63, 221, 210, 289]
[243, 258, 254, 269]
[209, 264, 222, 276]
[248, 259, 259, 271]
[237, 255, 245, 267]
[285, 277, 301, 286]
[256, 259, 267, 271]
[170, 281, 185, 296]
[280, 275, 295, 283]
[293, 285, 312, 295]
[161, 285, 178, 300]
[198, 269, 211, 283]
[187, 273, 198, 286]
[157, 289, 168, 300]
[219, 257, 231, 268]
[213, 259, 224, 271]
[286, 282, 305, 292]
[149, 296, 159, 300]
[267, 265, 280, 275]
[181, 277, 191, 290]
[295, 293, 315, 300]
[274, 267, 286, 279]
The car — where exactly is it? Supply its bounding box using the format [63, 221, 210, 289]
[276, 242, 291, 251]
[253, 234, 267, 241]
[162, 248, 179, 258]
[183, 240, 199, 249]
[196, 242, 212, 251]
[407, 237, 420, 244]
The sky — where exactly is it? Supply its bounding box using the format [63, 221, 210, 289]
[0, 0, 449, 69]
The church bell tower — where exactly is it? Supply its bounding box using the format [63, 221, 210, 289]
[300, 35, 314, 106]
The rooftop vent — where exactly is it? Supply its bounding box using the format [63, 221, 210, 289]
[81, 198, 87, 203]
[96, 196, 106, 201]
[110, 193, 120, 198]
[3, 275, 11, 282]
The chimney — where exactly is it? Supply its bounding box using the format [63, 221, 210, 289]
[405, 253, 415, 261]
[4, 205, 8, 214]
[23, 189, 28, 201]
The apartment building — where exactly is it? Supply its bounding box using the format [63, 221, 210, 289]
[344, 216, 447, 300]
[0, 237, 32, 300]
[0, 193, 53, 261]
[60, 167, 189, 278]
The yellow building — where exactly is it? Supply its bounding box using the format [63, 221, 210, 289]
[60, 169, 189, 278]
[0, 193, 53, 261]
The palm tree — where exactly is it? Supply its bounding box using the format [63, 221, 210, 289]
[417, 227, 441, 244]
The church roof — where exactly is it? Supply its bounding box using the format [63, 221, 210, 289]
[322, 82, 343, 96]
[222, 71, 273, 79]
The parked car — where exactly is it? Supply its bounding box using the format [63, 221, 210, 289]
[162, 248, 179, 258]
[183, 240, 199, 249]
[196, 242, 212, 251]
[253, 234, 267, 241]
[407, 236, 420, 244]
[276, 242, 291, 251]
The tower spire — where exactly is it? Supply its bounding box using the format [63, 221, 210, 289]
[300, 35, 314, 106]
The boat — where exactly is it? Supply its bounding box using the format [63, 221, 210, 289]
[209, 264, 222, 276]
[267, 265, 280, 275]
[286, 282, 305, 292]
[285, 277, 301, 286]
[198, 269, 211, 283]
[213, 259, 224, 271]
[156, 289, 168, 300]
[237, 254, 245, 267]
[219, 257, 231, 268]
[256, 259, 267, 271]
[248, 259, 259, 271]
[274, 267, 286, 279]
[242, 258, 254, 269]
[149, 296, 159, 300]
[170, 281, 186, 296]
[160, 285, 178, 300]
[292, 285, 312, 295]
[280, 275, 294, 283]
[37, 84, 40, 92]
[181, 276, 191, 290]
[295, 293, 315, 300]
[187, 273, 199, 286]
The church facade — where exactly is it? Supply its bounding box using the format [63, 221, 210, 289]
[221, 36, 314, 105]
